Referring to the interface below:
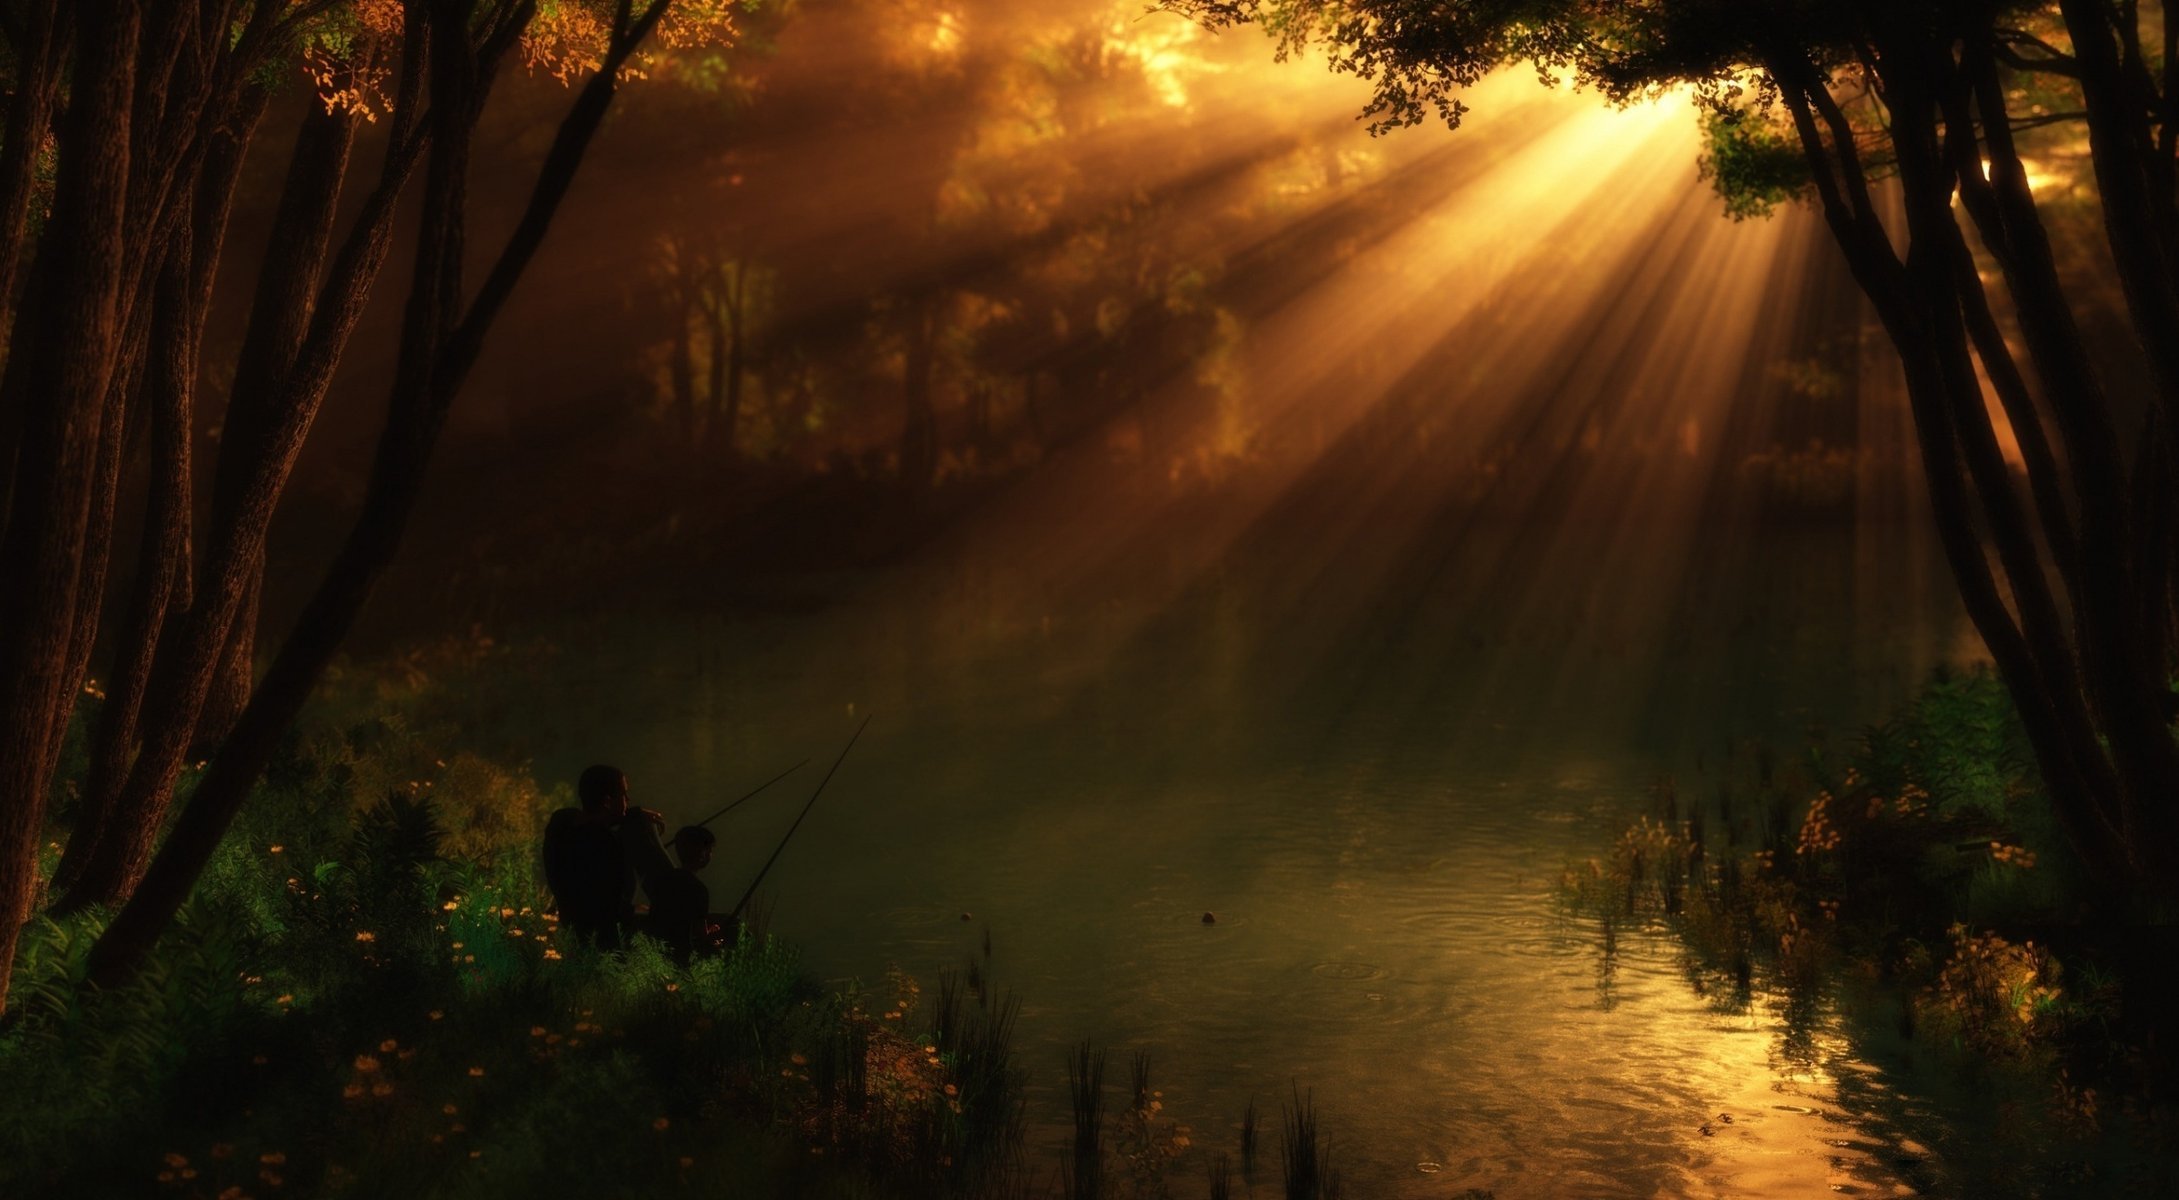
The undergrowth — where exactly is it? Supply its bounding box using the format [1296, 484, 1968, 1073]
[1564, 665, 2175, 1193]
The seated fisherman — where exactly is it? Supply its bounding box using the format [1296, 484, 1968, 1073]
[542, 764, 671, 950]
[646, 826, 725, 963]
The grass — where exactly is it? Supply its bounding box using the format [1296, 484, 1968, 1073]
[2, 661, 1043, 1200]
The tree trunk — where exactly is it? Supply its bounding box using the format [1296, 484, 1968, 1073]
[57, 96, 256, 900]
[900, 297, 938, 492]
[86, 0, 669, 987]
[0, 0, 141, 1016]
[707, 278, 742, 460]
[0, 0, 67, 542]
[62, 99, 387, 910]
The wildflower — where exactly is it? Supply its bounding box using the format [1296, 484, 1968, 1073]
[789, 1052, 808, 1066]
[468, 1066, 486, 1077]
[353, 1055, 381, 1074]
[530, 1026, 547, 1037]
[678, 1156, 694, 1169]
[942, 1083, 958, 1096]
[276, 995, 294, 1006]
[354, 931, 376, 943]
[342, 1083, 365, 1098]
[443, 1103, 459, 1115]
[370, 1082, 394, 1098]
[508, 928, 524, 937]
[379, 1038, 397, 1053]
[451, 942, 464, 950]
[428, 1010, 444, 1021]
[450, 1123, 466, 1133]
[543, 948, 562, 961]
[164, 1153, 190, 1168]
[258, 1169, 282, 1187]
[653, 1117, 671, 1131]
[469, 1150, 482, 1159]
[268, 844, 284, 854]
[664, 983, 679, 993]
[211, 1144, 234, 1160]
[443, 900, 459, 911]
[217, 1187, 248, 1200]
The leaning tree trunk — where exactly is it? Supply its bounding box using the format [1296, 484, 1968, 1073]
[86, 0, 672, 988]
[0, 0, 142, 1016]
[56, 105, 258, 899]
[1770, 37, 2179, 907]
[56, 89, 398, 912]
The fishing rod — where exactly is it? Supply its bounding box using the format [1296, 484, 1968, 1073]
[692, 759, 808, 828]
[728, 713, 872, 924]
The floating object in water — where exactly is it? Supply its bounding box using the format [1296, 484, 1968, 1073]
[1201, 912, 1217, 924]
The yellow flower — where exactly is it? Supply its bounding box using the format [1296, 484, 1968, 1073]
[354, 931, 376, 943]
[353, 1055, 381, 1074]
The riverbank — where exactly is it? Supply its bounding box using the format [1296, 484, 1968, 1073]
[1567, 666, 2179, 1195]
[8, 680, 1038, 1199]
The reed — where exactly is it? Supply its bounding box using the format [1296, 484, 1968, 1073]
[1240, 1093, 1258, 1172]
[1065, 1041, 1107, 1200]
[1280, 1083, 1331, 1200]
[1208, 1151, 1232, 1200]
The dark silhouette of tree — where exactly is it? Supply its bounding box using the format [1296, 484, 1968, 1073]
[1171, 0, 2179, 909]
[0, 0, 714, 1010]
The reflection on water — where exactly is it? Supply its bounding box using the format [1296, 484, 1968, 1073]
[443, 502, 2028, 1197]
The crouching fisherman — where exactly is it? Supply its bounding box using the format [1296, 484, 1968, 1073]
[646, 826, 731, 963]
[542, 764, 673, 950]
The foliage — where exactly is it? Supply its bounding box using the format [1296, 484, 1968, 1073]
[0, 709, 1030, 1199]
[1697, 106, 1812, 220]
[1563, 667, 2143, 1168]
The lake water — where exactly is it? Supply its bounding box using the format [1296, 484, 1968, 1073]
[436, 467, 2102, 1198]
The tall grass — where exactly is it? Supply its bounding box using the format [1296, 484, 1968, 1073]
[1280, 1083, 1332, 1200]
[1065, 1041, 1107, 1200]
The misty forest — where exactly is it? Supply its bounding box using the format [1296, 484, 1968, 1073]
[4, 1, 2179, 1196]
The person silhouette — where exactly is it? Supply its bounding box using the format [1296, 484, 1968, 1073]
[542, 764, 670, 950]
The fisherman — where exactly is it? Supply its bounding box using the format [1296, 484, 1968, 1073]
[542, 764, 672, 950]
[645, 826, 724, 963]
